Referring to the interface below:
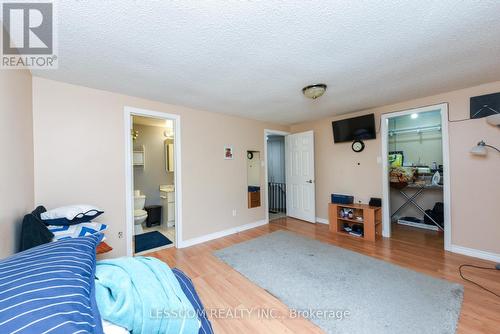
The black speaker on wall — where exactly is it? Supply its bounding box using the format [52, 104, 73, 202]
[470, 92, 500, 119]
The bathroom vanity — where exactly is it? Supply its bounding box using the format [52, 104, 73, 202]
[160, 185, 175, 227]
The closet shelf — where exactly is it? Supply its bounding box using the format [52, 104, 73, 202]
[389, 124, 441, 136]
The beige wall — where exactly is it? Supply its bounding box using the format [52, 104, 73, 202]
[291, 81, 500, 255]
[0, 69, 34, 258]
[32, 77, 287, 257]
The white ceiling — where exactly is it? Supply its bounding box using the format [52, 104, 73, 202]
[33, 1, 500, 125]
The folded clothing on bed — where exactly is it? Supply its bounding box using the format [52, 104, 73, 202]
[95, 257, 200, 334]
[47, 221, 108, 240]
[20, 206, 107, 251]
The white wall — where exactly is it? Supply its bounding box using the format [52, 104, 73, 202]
[0, 69, 34, 258]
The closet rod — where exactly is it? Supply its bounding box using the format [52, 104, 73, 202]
[389, 124, 441, 136]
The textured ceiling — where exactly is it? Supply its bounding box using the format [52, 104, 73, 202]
[32, 1, 500, 125]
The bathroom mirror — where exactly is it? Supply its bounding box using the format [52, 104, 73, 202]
[165, 140, 174, 172]
[247, 150, 261, 208]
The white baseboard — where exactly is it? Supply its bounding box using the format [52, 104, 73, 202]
[450, 244, 500, 263]
[316, 217, 329, 225]
[179, 219, 268, 248]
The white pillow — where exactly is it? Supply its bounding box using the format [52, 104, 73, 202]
[41, 205, 103, 221]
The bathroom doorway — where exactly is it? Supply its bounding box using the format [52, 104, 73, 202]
[124, 107, 182, 256]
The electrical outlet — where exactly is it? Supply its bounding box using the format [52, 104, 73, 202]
[118, 232, 123, 239]
[232, 209, 237, 217]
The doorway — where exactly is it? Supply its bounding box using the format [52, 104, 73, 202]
[264, 130, 316, 224]
[264, 129, 289, 222]
[381, 103, 451, 250]
[124, 107, 182, 256]
[267, 134, 287, 221]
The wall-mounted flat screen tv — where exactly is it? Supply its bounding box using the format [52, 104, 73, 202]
[332, 114, 376, 143]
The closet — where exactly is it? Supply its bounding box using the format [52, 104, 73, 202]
[388, 110, 444, 234]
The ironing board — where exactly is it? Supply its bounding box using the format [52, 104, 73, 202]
[391, 183, 444, 231]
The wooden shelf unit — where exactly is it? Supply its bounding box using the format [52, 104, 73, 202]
[328, 203, 382, 241]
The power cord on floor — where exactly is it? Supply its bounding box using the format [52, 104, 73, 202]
[458, 264, 500, 298]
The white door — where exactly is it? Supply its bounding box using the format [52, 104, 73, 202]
[286, 131, 316, 223]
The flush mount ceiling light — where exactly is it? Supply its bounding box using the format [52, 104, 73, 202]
[302, 84, 327, 99]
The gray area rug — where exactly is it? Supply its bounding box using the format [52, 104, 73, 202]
[214, 231, 463, 334]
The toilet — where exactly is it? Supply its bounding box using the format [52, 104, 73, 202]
[134, 190, 147, 234]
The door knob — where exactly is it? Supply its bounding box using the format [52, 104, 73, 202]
[306, 180, 313, 183]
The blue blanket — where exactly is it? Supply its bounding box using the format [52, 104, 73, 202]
[95, 257, 199, 334]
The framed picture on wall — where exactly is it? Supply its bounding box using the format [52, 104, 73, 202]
[224, 145, 234, 160]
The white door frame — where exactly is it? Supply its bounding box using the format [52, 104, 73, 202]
[124, 106, 183, 255]
[381, 103, 451, 251]
[264, 129, 290, 222]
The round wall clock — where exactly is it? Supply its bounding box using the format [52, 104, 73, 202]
[352, 140, 365, 153]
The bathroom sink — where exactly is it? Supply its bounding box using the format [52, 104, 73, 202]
[159, 185, 175, 192]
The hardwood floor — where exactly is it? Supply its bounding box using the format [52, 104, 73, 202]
[147, 218, 500, 333]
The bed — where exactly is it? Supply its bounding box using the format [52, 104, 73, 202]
[0, 234, 213, 334]
[101, 268, 212, 334]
